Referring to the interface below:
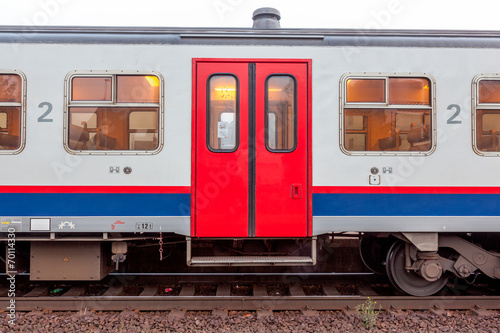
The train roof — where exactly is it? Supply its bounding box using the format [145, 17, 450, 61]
[2, 25, 500, 48]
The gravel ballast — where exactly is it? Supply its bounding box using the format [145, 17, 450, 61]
[2, 310, 500, 332]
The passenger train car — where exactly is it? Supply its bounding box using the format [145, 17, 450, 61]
[2, 8, 500, 296]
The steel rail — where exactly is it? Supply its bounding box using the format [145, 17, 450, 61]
[2, 295, 500, 312]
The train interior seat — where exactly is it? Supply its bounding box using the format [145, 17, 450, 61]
[407, 123, 431, 151]
[477, 129, 498, 151]
[378, 129, 401, 151]
[0, 132, 19, 148]
[95, 132, 117, 149]
[69, 122, 90, 150]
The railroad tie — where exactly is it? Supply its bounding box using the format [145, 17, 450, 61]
[322, 285, 341, 296]
[471, 308, 494, 316]
[253, 285, 268, 297]
[63, 286, 85, 297]
[212, 309, 228, 318]
[289, 284, 306, 296]
[257, 309, 273, 318]
[302, 310, 320, 317]
[168, 309, 186, 318]
[216, 285, 231, 297]
[358, 286, 378, 297]
[24, 286, 49, 297]
[103, 285, 124, 297]
[179, 285, 195, 296]
[139, 286, 158, 297]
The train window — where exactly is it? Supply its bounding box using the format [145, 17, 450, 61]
[345, 114, 367, 151]
[472, 76, 500, 155]
[476, 110, 500, 152]
[389, 78, 430, 105]
[129, 111, 158, 150]
[207, 75, 238, 151]
[346, 79, 385, 103]
[72, 77, 112, 101]
[265, 75, 296, 152]
[341, 73, 435, 155]
[66, 72, 163, 154]
[478, 80, 500, 104]
[117, 76, 159, 103]
[0, 73, 25, 153]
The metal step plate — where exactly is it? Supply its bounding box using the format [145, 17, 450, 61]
[189, 255, 314, 266]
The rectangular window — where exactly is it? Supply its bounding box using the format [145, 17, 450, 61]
[476, 111, 500, 152]
[478, 80, 500, 104]
[346, 79, 385, 103]
[72, 77, 112, 101]
[388, 78, 430, 105]
[129, 110, 158, 150]
[473, 76, 500, 154]
[66, 72, 162, 153]
[207, 75, 238, 151]
[117, 76, 159, 103]
[344, 114, 368, 151]
[265, 75, 296, 152]
[0, 73, 25, 153]
[341, 74, 434, 154]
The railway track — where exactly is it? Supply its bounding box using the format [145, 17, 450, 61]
[2, 275, 500, 313]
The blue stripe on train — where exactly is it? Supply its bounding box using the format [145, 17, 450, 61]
[0, 193, 191, 216]
[3, 193, 497, 218]
[312, 193, 500, 216]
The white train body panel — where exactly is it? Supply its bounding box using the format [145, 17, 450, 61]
[0, 29, 500, 236]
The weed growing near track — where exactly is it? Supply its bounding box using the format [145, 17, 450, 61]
[355, 297, 381, 329]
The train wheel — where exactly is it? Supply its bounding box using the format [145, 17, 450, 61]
[386, 241, 448, 296]
[359, 235, 392, 275]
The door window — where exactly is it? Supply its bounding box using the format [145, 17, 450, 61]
[265, 75, 296, 152]
[207, 75, 238, 151]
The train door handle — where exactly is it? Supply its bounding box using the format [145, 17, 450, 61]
[291, 184, 302, 199]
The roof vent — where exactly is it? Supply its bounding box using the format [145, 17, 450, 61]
[252, 7, 281, 29]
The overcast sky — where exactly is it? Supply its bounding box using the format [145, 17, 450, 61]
[1, 0, 500, 31]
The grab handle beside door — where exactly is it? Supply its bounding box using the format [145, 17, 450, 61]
[291, 184, 302, 199]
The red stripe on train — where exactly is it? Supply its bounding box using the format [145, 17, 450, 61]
[3, 185, 499, 195]
[313, 186, 500, 194]
[0, 186, 191, 194]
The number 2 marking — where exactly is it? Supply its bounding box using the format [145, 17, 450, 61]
[38, 102, 53, 122]
[447, 104, 461, 124]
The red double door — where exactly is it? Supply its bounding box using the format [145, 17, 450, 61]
[192, 59, 311, 238]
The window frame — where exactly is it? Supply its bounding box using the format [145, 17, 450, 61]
[264, 73, 298, 153]
[71, 76, 114, 103]
[205, 73, 240, 153]
[339, 72, 436, 156]
[64, 70, 164, 155]
[0, 70, 26, 155]
[472, 74, 500, 156]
